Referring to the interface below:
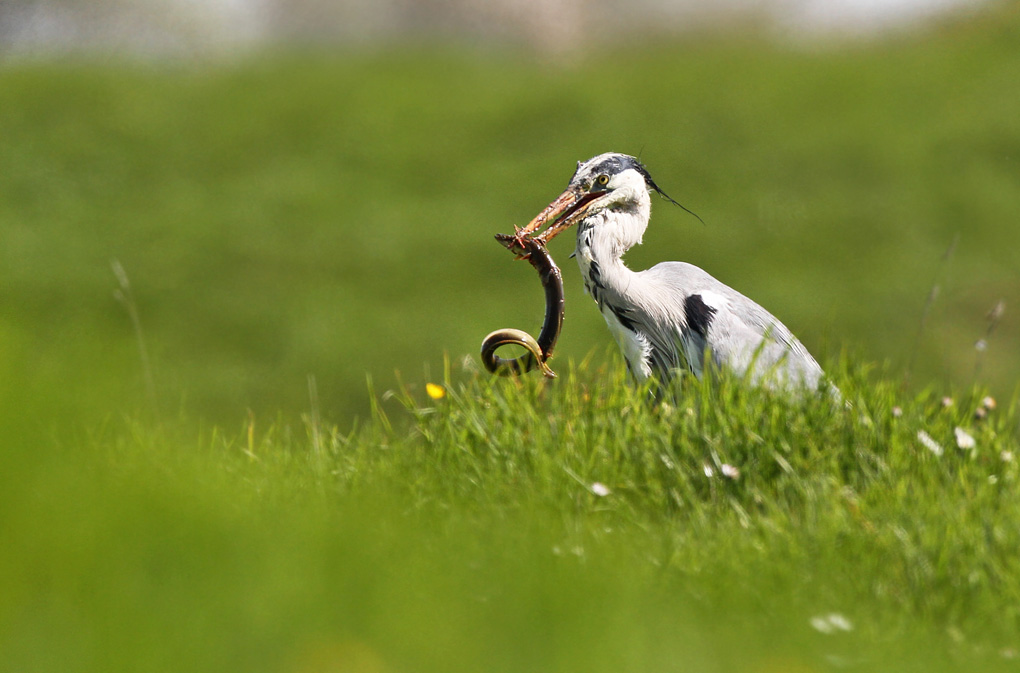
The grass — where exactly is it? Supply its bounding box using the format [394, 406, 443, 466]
[2, 4, 1020, 671]
[3, 359, 1019, 672]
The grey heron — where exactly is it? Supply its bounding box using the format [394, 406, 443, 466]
[513, 152, 827, 391]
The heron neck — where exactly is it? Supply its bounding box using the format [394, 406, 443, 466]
[575, 209, 646, 298]
[580, 203, 647, 257]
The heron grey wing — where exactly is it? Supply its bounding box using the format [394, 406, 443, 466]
[701, 290, 824, 387]
[640, 262, 824, 386]
[596, 284, 684, 377]
[595, 266, 701, 378]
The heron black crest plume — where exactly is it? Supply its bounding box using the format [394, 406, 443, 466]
[641, 160, 705, 226]
[661, 191, 705, 226]
[617, 154, 705, 226]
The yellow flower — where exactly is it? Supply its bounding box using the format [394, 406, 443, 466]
[425, 383, 446, 400]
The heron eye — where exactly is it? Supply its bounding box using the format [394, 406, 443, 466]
[596, 174, 609, 186]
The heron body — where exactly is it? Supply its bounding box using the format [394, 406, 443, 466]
[521, 152, 826, 390]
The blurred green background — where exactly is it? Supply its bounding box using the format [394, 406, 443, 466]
[3, 4, 1020, 672]
[2, 3, 1018, 433]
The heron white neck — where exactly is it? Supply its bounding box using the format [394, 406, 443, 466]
[574, 197, 650, 300]
[576, 193, 650, 262]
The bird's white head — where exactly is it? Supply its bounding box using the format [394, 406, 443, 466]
[521, 153, 683, 255]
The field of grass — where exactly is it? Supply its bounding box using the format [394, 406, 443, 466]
[2, 4, 1020, 671]
[4, 362, 1020, 671]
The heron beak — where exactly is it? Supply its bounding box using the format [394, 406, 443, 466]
[519, 187, 605, 244]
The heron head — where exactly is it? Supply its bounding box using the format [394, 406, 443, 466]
[522, 153, 678, 244]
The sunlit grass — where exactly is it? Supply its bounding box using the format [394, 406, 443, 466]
[3, 358, 1018, 671]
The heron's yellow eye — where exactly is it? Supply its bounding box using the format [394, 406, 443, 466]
[597, 174, 609, 186]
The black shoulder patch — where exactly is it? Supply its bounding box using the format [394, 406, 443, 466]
[685, 294, 716, 338]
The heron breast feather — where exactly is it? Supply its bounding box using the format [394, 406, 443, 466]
[601, 304, 653, 381]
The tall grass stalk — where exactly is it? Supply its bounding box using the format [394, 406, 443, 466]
[111, 259, 158, 419]
[905, 234, 959, 388]
[974, 299, 1006, 381]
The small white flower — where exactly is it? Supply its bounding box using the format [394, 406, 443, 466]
[1001, 451, 1014, 463]
[810, 613, 854, 634]
[982, 396, 997, 411]
[826, 613, 853, 632]
[703, 464, 714, 478]
[918, 430, 943, 456]
[720, 464, 740, 479]
[941, 397, 955, 408]
[954, 427, 976, 450]
[590, 482, 610, 497]
[459, 354, 480, 373]
[975, 339, 988, 352]
[810, 616, 833, 633]
[892, 406, 903, 418]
